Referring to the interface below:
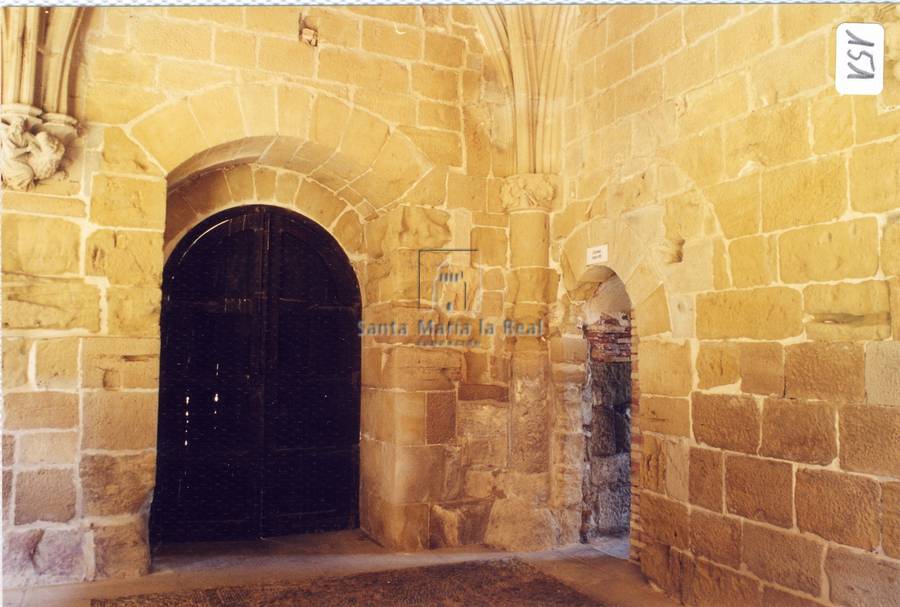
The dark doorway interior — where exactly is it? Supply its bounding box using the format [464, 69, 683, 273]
[150, 205, 361, 544]
[581, 312, 632, 542]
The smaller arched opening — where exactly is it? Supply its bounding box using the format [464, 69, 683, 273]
[149, 204, 362, 545]
[580, 274, 635, 557]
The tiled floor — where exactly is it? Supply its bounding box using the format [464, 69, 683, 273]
[2, 530, 677, 607]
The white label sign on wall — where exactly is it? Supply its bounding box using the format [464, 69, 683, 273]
[835, 23, 884, 96]
[586, 244, 609, 266]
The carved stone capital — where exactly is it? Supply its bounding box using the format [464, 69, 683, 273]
[1, 113, 68, 191]
[501, 173, 557, 213]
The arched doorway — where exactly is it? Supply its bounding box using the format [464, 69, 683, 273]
[150, 205, 361, 544]
[580, 274, 633, 556]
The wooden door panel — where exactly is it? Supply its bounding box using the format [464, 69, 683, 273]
[151, 206, 360, 544]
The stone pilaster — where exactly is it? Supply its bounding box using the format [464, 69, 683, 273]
[485, 173, 564, 550]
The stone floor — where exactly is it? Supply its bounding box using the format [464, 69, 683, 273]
[2, 531, 677, 607]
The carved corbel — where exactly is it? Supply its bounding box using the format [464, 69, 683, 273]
[0, 7, 83, 191]
[501, 173, 558, 212]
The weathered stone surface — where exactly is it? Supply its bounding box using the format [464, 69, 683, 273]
[692, 393, 760, 454]
[32, 528, 86, 581]
[484, 499, 558, 551]
[785, 342, 865, 403]
[428, 501, 491, 548]
[760, 398, 836, 464]
[107, 286, 161, 336]
[641, 396, 690, 437]
[742, 522, 823, 595]
[3, 434, 14, 465]
[640, 541, 694, 599]
[382, 347, 463, 390]
[866, 341, 900, 406]
[839, 405, 900, 478]
[739, 342, 784, 396]
[3, 337, 28, 389]
[81, 453, 155, 516]
[703, 173, 759, 238]
[761, 586, 826, 607]
[779, 219, 879, 283]
[825, 546, 900, 607]
[803, 281, 891, 341]
[3, 392, 78, 430]
[3, 279, 101, 331]
[2, 192, 85, 217]
[641, 491, 689, 549]
[696, 287, 802, 339]
[640, 340, 692, 396]
[426, 392, 456, 444]
[725, 454, 792, 527]
[15, 469, 76, 524]
[641, 434, 665, 494]
[18, 432, 78, 466]
[2, 529, 43, 581]
[696, 342, 739, 388]
[509, 212, 550, 268]
[683, 558, 762, 607]
[796, 468, 880, 550]
[90, 174, 166, 229]
[458, 384, 508, 402]
[761, 155, 846, 231]
[850, 138, 900, 213]
[101, 127, 160, 175]
[82, 391, 158, 450]
[641, 541, 695, 599]
[884, 482, 900, 559]
[33, 338, 78, 389]
[690, 510, 741, 568]
[93, 520, 150, 578]
[508, 268, 558, 305]
[86, 230, 163, 286]
[1, 214, 81, 275]
[82, 338, 160, 389]
[729, 235, 777, 288]
[689, 447, 723, 512]
[884, 222, 900, 276]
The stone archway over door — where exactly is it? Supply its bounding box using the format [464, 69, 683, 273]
[150, 205, 361, 543]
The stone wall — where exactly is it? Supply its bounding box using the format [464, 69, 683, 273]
[1, 5, 527, 586]
[558, 4, 900, 606]
[5, 5, 899, 604]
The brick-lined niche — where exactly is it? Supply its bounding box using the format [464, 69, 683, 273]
[582, 313, 633, 541]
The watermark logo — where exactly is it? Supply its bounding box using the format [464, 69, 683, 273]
[358, 247, 545, 346]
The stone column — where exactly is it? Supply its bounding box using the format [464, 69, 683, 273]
[485, 173, 562, 550]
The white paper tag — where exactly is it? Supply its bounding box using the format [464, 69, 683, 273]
[835, 23, 884, 96]
[586, 244, 609, 266]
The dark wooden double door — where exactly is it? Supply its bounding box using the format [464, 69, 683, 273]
[151, 206, 360, 543]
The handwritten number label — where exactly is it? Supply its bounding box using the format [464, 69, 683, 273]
[836, 23, 884, 95]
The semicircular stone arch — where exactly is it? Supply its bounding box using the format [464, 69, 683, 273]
[116, 83, 467, 555]
[165, 163, 366, 281]
[125, 83, 440, 214]
[553, 217, 670, 563]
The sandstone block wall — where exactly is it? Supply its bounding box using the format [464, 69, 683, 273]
[559, 4, 900, 606]
[3, 5, 899, 606]
[2, 5, 527, 585]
